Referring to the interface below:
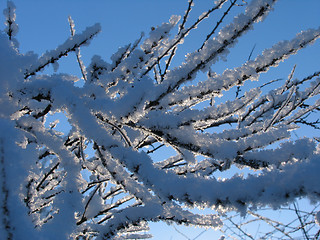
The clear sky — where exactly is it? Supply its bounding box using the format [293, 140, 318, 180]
[1, 1, 320, 239]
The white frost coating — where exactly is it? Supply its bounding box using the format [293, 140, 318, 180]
[3, 1, 16, 20]
[159, 26, 320, 109]
[0, 121, 39, 240]
[214, 0, 226, 5]
[1, 1, 320, 239]
[169, 15, 181, 25]
[3, 1, 19, 37]
[140, 15, 180, 52]
[16, 117, 84, 239]
[157, 0, 276, 89]
[27, 23, 101, 77]
[246, 0, 274, 19]
[243, 138, 316, 166]
[68, 16, 76, 36]
[141, 87, 260, 129]
[114, 234, 153, 240]
[68, 15, 88, 80]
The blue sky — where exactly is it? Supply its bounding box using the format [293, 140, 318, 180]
[2, 1, 320, 78]
[1, 1, 320, 239]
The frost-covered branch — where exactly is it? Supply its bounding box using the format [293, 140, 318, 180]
[25, 23, 101, 79]
[68, 16, 88, 81]
[145, 0, 277, 110]
[3, 1, 18, 41]
[1, 0, 320, 239]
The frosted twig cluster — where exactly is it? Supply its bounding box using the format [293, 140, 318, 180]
[0, 0, 319, 239]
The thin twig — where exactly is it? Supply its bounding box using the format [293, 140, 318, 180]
[141, 0, 228, 78]
[293, 202, 310, 240]
[36, 162, 60, 191]
[68, 16, 88, 81]
[160, 0, 194, 81]
[247, 43, 256, 61]
[199, 0, 238, 50]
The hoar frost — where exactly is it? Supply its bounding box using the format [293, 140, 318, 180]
[1, 0, 320, 239]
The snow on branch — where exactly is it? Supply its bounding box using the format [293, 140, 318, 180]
[1, 0, 320, 239]
[3, 1, 18, 41]
[145, 0, 277, 110]
[68, 16, 88, 81]
[25, 23, 101, 79]
[159, 27, 320, 110]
